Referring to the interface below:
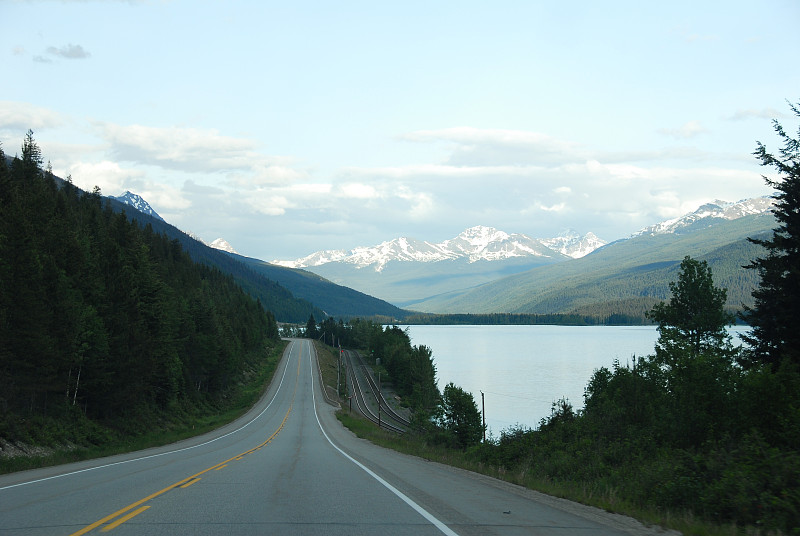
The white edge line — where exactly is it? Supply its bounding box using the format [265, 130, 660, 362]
[307, 340, 460, 536]
[0, 340, 298, 492]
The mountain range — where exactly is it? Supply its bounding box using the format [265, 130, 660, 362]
[116, 190, 776, 322]
[408, 198, 776, 318]
[267, 197, 773, 310]
[273, 226, 605, 271]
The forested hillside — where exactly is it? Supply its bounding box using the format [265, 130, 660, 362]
[0, 133, 282, 448]
[104, 193, 325, 324]
[106, 193, 407, 322]
[411, 214, 774, 321]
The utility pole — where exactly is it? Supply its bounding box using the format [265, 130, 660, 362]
[377, 372, 382, 429]
[480, 390, 486, 442]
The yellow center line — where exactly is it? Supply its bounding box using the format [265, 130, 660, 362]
[69, 341, 305, 535]
[100, 506, 150, 532]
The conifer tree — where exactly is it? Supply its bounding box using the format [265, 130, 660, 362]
[742, 101, 800, 369]
[648, 256, 734, 365]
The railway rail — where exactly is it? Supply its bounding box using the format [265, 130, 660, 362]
[341, 349, 410, 433]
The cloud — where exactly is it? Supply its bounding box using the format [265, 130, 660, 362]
[727, 108, 788, 121]
[96, 122, 306, 185]
[402, 127, 584, 166]
[657, 120, 707, 139]
[0, 101, 64, 132]
[337, 182, 379, 200]
[335, 132, 769, 244]
[67, 160, 146, 195]
[98, 123, 255, 170]
[46, 44, 91, 59]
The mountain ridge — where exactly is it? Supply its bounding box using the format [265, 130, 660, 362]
[112, 191, 164, 221]
[117, 189, 776, 321]
[273, 225, 605, 272]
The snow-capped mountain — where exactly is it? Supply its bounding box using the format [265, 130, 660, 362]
[273, 226, 604, 272]
[540, 230, 607, 259]
[112, 191, 164, 221]
[632, 197, 774, 237]
[209, 238, 238, 254]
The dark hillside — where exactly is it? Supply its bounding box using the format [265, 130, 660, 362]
[103, 196, 323, 323]
[105, 197, 408, 321]
[0, 136, 281, 447]
[232, 255, 410, 320]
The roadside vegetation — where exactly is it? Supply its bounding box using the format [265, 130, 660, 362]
[0, 133, 286, 473]
[330, 105, 800, 535]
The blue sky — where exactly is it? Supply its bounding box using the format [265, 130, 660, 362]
[2, 0, 798, 261]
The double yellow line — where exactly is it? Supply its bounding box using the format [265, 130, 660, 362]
[70, 342, 303, 535]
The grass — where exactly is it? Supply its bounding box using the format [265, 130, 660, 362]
[335, 409, 777, 536]
[0, 340, 288, 475]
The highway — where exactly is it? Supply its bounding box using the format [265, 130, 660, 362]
[0, 340, 667, 535]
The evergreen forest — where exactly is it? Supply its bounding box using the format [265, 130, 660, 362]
[0, 132, 282, 454]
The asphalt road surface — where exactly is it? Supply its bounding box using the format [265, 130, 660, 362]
[0, 340, 674, 535]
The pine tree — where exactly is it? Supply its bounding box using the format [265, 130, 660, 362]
[648, 256, 734, 365]
[742, 101, 800, 369]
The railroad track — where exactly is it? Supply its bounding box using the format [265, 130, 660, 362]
[350, 350, 412, 428]
[341, 349, 410, 433]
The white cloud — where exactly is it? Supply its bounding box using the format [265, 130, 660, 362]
[243, 192, 291, 216]
[539, 202, 566, 213]
[96, 122, 309, 188]
[402, 127, 584, 166]
[727, 108, 788, 121]
[98, 123, 256, 171]
[46, 44, 91, 59]
[67, 160, 145, 195]
[657, 120, 708, 139]
[0, 101, 64, 132]
[337, 182, 379, 200]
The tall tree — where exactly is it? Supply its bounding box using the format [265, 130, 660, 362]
[645, 256, 738, 445]
[648, 256, 734, 366]
[305, 314, 318, 339]
[438, 383, 484, 449]
[742, 101, 800, 369]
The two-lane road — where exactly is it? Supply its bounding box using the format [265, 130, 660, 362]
[0, 340, 668, 535]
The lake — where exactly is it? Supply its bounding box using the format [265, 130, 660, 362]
[404, 324, 750, 437]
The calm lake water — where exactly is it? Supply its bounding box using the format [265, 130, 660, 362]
[404, 324, 750, 437]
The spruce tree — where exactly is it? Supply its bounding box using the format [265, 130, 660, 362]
[742, 101, 800, 369]
[648, 256, 734, 365]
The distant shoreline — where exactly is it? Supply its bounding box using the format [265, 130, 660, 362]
[396, 312, 749, 327]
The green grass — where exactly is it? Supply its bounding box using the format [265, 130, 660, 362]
[0, 340, 288, 475]
[335, 403, 780, 535]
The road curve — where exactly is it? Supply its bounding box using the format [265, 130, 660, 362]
[0, 340, 670, 535]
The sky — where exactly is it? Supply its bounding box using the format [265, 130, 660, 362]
[2, 0, 798, 262]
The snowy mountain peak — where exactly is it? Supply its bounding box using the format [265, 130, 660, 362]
[209, 238, 238, 254]
[541, 229, 607, 259]
[272, 226, 606, 271]
[112, 191, 164, 221]
[633, 196, 774, 237]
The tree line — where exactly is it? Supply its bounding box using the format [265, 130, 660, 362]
[0, 132, 280, 441]
[465, 104, 800, 533]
